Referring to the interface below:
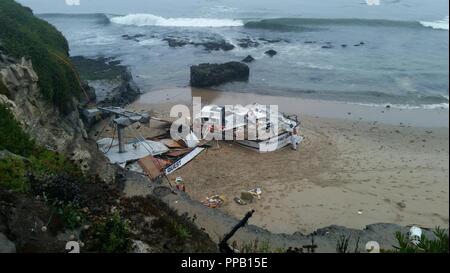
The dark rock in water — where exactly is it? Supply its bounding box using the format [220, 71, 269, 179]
[162, 37, 235, 51]
[194, 40, 235, 51]
[304, 41, 317, 44]
[322, 44, 334, 49]
[163, 37, 190, 48]
[258, 38, 289, 44]
[122, 34, 145, 41]
[341, 44, 347, 48]
[242, 55, 255, 63]
[190, 62, 249, 87]
[71, 56, 141, 107]
[265, 49, 277, 57]
[237, 38, 260, 48]
[354, 41, 365, 47]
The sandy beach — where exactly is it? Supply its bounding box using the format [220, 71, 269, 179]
[123, 88, 449, 235]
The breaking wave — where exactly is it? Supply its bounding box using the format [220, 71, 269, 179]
[420, 16, 449, 30]
[349, 102, 449, 110]
[244, 17, 450, 31]
[109, 13, 244, 27]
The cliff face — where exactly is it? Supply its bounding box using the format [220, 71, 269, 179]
[0, 1, 218, 253]
[0, 55, 90, 164]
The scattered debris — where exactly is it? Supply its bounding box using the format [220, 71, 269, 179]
[234, 197, 247, 206]
[240, 191, 254, 203]
[202, 195, 225, 208]
[408, 226, 422, 245]
[175, 177, 186, 192]
[248, 188, 262, 199]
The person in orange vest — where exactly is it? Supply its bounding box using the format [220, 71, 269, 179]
[175, 177, 186, 192]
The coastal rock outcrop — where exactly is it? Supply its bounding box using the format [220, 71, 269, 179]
[190, 62, 250, 87]
[193, 40, 235, 51]
[70, 56, 141, 106]
[162, 36, 235, 51]
[236, 38, 260, 48]
[0, 233, 16, 253]
[265, 49, 278, 57]
[242, 55, 255, 63]
[163, 37, 190, 48]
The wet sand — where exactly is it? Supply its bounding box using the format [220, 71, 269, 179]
[127, 88, 449, 234]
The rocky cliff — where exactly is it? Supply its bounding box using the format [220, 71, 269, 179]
[0, 54, 94, 172]
[0, 1, 217, 253]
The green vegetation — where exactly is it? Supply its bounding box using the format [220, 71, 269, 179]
[0, 104, 36, 156]
[71, 56, 126, 81]
[56, 202, 85, 230]
[231, 239, 272, 253]
[336, 235, 361, 253]
[172, 220, 192, 240]
[0, 156, 29, 193]
[0, 0, 82, 113]
[0, 80, 9, 97]
[0, 104, 82, 193]
[88, 213, 132, 253]
[392, 227, 449, 253]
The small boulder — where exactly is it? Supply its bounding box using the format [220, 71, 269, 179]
[163, 37, 190, 48]
[265, 49, 277, 57]
[237, 38, 260, 48]
[242, 55, 255, 63]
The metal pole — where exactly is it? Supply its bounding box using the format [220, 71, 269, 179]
[117, 125, 126, 153]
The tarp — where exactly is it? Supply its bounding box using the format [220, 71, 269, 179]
[102, 140, 169, 164]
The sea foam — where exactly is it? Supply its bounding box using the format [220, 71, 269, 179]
[110, 13, 243, 27]
[420, 16, 449, 30]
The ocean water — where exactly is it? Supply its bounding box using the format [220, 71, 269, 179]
[33, 0, 449, 109]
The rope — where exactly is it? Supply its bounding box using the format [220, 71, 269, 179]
[48, 50, 91, 103]
[103, 125, 116, 154]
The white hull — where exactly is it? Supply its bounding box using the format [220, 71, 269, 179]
[236, 132, 294, 153]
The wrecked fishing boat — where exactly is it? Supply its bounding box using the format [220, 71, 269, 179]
[193, 103, 303, 152]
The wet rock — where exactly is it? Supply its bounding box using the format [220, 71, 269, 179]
[354, 42, 365, 47]
[242, 55, 255, 63]
[121, 34, 145, 42]
[265, 49, 277, 57]
[130, 240, 153, 253]
[163, 37, 190, 48]
[71, 56, 141, 106]
[341, 44, 347, 48]
[237, 38, 260, 48]
[0, 233, 16, 253]
[322, 44, 334, 49]
[190, 62, 249, 87]
[258, 38, 288, 43]
[194, 40, 235, 51]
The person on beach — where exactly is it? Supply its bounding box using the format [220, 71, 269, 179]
[290, 127, 301, 151]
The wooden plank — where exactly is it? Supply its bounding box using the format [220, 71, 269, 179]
[138, 156, 162, 180]
[165, 148, 192, 157]
[159, 139, 184, 148]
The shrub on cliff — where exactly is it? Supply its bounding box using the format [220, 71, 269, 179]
[0, 105, 83, 193]
[0, 0, 82, 113]
[0, 104, 36, 157]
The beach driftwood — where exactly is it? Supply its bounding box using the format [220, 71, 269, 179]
[219, 210, 255, 253]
